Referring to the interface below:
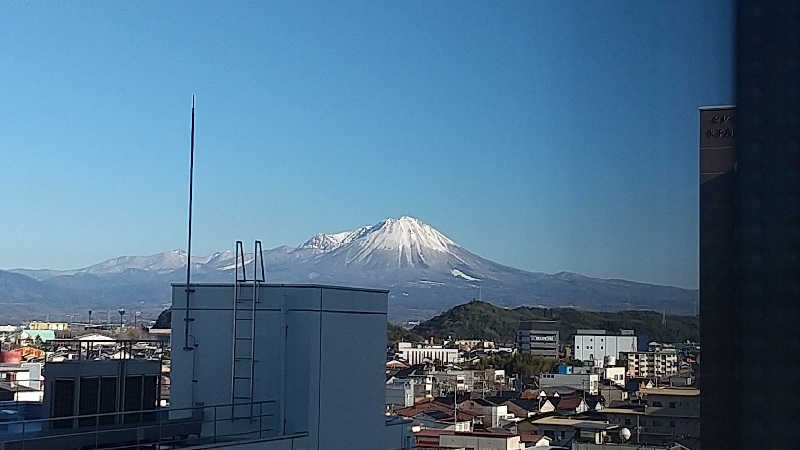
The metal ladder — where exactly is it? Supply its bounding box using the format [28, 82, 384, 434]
[230, 240, 265, 418]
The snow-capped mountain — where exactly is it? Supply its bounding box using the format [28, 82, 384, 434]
[301, 225, 373, 252]
[4, 216, 698, 321]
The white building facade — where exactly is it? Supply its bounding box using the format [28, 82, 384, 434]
[171, 283, 393, 450]
[397, 342, 460, 365]
[602, 366, 626, 386]
[573, 329, 637, 363]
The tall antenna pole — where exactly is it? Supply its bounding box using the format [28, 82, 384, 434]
[183, 95, 196, 351]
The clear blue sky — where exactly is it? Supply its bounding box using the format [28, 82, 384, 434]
[0, 1, 733, 288]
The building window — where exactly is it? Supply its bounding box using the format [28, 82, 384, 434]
[652, 401, 663, 407]
[79, 377, 99, 427]
[624, 418, 631, 425]
[670, 421, 676, 428]
[53, 379, 75, 429]
[669, 402, 676, 408]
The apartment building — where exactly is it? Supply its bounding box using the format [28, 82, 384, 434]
[622, 349, 678, 379]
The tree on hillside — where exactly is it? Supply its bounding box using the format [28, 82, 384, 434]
[476, 353, 557, 381]
[153, 309, 171, 329]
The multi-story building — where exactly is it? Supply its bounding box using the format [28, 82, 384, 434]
[573, 329, 637, 362]
[386, 378, 416, 410]
[170, 282, 397, 449]
[538, 373, 599, 395]
[602, 366, 626, 387]
[28, 322, 68, 331]
[397, 342, 460, 365]
[622, 350, 677, 379]
[603, 387, 699, 445]
[517, 320, 559, 357]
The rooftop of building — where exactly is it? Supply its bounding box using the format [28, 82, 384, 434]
[641, 387, 700, 397]
[518, 434, 550, 443]
[414, 429, 519, 439]
[575, 329, 636, 336]
[602, 407, 699, 419]
[0, 381, 40, 393]
[0, 364, 31, 372]
[395, 399, 477, 422]
[600, 407, 645, 416]
[530, 417, 610, 427]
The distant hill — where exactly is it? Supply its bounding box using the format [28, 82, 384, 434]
[410, 300, 698, 344]
[153, 309, 171, 329]
[387, 323, 423, 346]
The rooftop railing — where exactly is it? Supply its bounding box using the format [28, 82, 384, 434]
[0, 400, 306, 450]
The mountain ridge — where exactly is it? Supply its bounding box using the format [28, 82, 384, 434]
[408, 300, 699, 345]
[2, 216, 698, 322]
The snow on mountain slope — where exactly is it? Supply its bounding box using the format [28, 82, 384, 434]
[451, 268, 480, 281]
[4, 215, 699, 320]
[77, 250, 190, 274]
[74, 249, 237, 275]
[301, 225, 373, 251]
[340, 216, 458, 266]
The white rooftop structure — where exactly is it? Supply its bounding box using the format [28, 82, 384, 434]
[171, 282, 391, 449]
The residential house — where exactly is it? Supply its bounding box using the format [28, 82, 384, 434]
[667, 375, 694, 387]
[599, 379, 629, 404]
[523, 417, 618, 447]
[76, 333, 117, 344]
[555, 395, 590, 415]
[503, 398, 541, 418]
[388, 364, 433, 401]
[625, 378, 655, 397]
[413, 429, 526, 450]
[17, 330, 55, 346]
[386, 377, 416, 411]
[538, 398, 557, 414]
[395, 400, 474, 431]
[518, 434, 553, 447]
[602, 366, 626, 386]
[386, 360, 410, 370]
[458, 398, 514, 428]
[0, 361, 45, 400]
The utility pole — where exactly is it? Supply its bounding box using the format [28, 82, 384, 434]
[183, 94, 196, 352]
[454, 377, 457, 429]
[637, 413, 640, 443]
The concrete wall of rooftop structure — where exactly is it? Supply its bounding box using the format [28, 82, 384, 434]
[573, 334, 638, 363]
[538, 373, 600, 395]
[170, 283, 389, 450]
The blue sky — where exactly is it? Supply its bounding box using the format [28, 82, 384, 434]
[0, 1, 733, 288]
